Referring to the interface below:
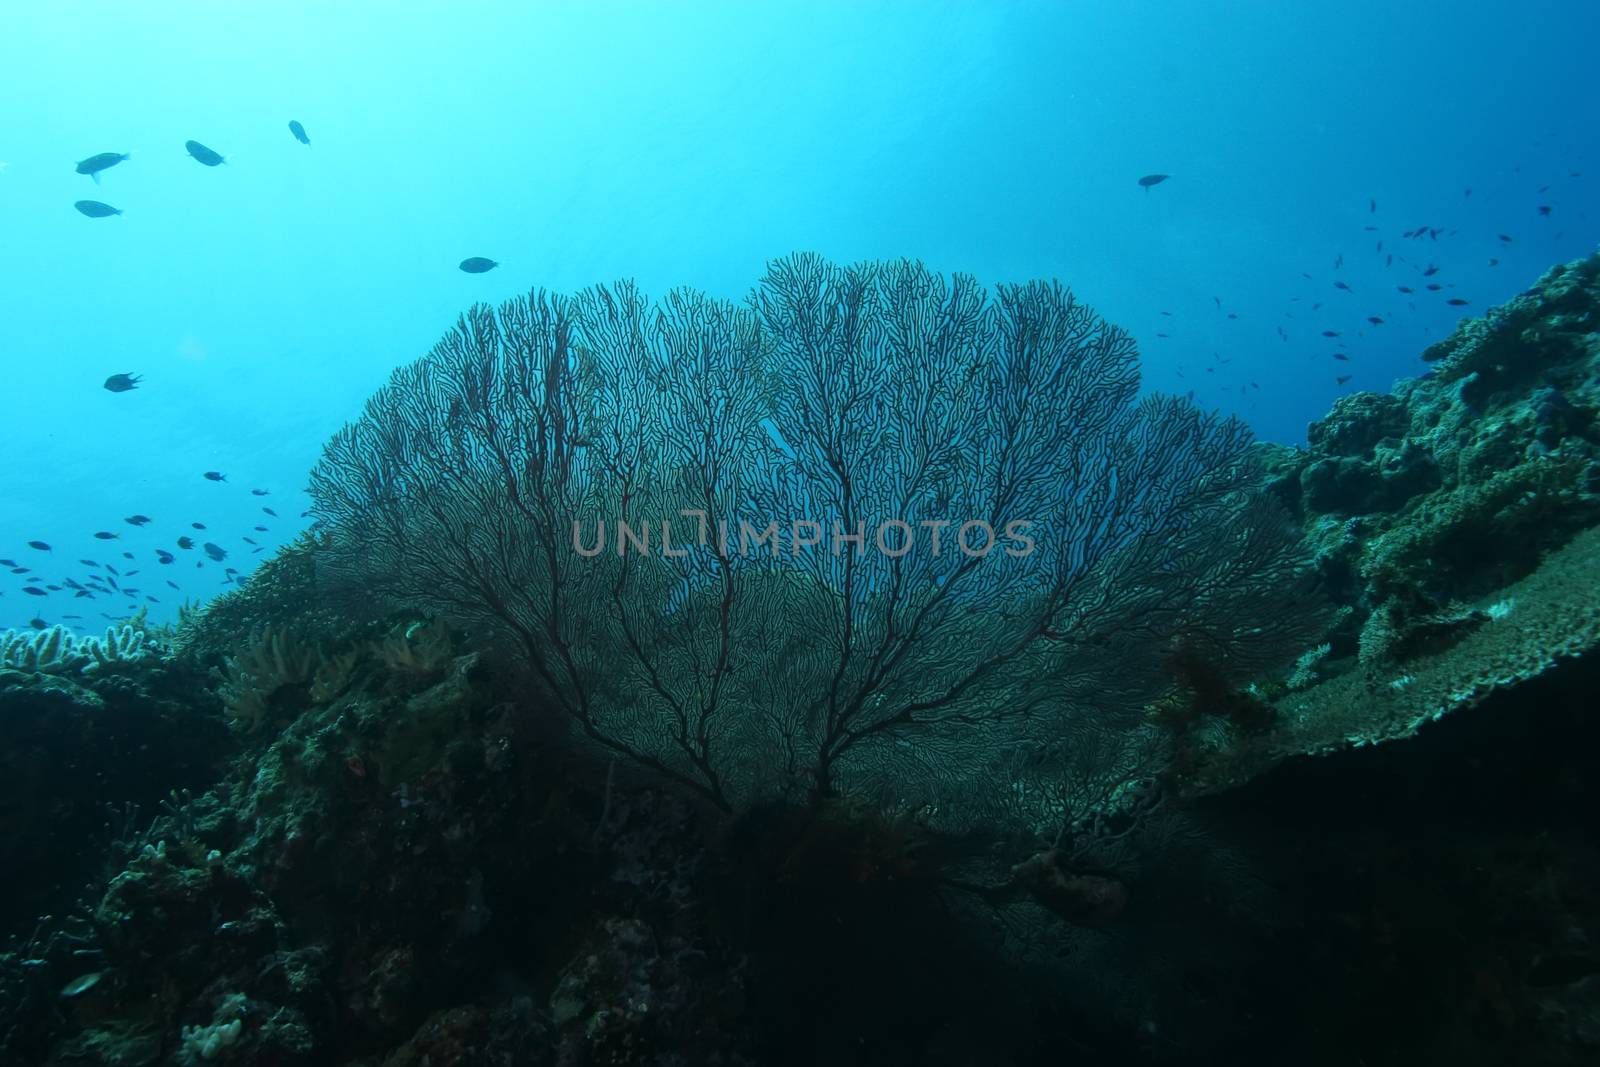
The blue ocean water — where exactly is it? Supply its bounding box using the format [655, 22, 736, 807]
[2, 0, 1596, 631]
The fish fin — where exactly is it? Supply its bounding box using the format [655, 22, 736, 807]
[91, 171, 100, 185]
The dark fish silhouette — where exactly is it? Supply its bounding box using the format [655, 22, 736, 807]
[27, 541, 51, 551]
[185, 140, 225, 166]
[1333, 281, 1351, 292]
[1369, 198, 1376, 213]
[0, 559, 14, 567]
[104, 372, 141, 392]
[203, 542, 228, 562]
[1137, 174, 1169, 189]
[288, 120, 310, 145]
[1333, 353, 1350, 361]
[1447, 298, 1469, 306]
[75, 200, 122, 218]
[76, 151, 129, 183]
[1422, 265, 1439, 276]
[124, 515, 151, 526]
[1538, 205, 1552, 216]
[93, 531, 119, 540]
[1498, 234, 1513, 242]
[1336, 374, 1352, 385]
[156, 550, 175, 564]
[203, 471, 227, 482]
[251, 489, 270, 496]
[459, 257, 498, 273]
[1321, 330, 1340, 337]
[176, 536, 195, 550]
[262, 506, 278, 517]
[191, 522, 206, 529]
[1367, 316, 1383, 325]
[23, 588, 46, 597]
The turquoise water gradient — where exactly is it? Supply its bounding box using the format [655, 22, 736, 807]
[2, 1, 1596, 628]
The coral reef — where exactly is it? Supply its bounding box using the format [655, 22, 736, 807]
[5, 254, 1600, 1065]
[1183, 253, 1600, 791]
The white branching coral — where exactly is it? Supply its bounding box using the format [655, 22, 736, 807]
[0, 626, 90, 674]
[0, 622, 155, 675]
[82, 625, 149, 671]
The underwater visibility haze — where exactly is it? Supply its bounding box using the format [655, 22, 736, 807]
[3, 2, 1600, 1064]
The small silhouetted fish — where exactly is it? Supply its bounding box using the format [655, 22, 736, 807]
[251, 488, 270, 496]
[243, 536, 259, 546]
[30, 617, 48, 629]
[203, 542, 227, 561]
[1398, 285, 1413, 293]
[1426, 283, 1442, 291]
[191, 521, 206, 529]
[124, 515, 151, 526]
[9, 566, 27, 573]
[28, 541, 51, 551]
[203, 471, 226, 481]
[1367, 316, 1383, 325]
[104, 372, 141, 392]
[23, 587, 46, 596]
[1422, 265, 1439, 276]
[121, 552, 133, 560]
[79, 559, 98, 567]
[288, 120, 310, 145]
[1538, 205, 1552, 216]
[166, 580, 180, 590]
[459, 257, 498, 273]
[253, 525, 268, 532]
[1369, 198, 1376, 213]
[1137, 174, 1169, 189]
[1156, 332, 1170, 338]
[1447, 298, 1469, 306]
[185, 140, 225, 166]
[156, 550, 174, 564]
[263, 506, 277, 517]
[1333, 353, 1350, 361]
[1336, 374, 1352, 385]
[1321, 330, 1339, 337]
[76, 152, 129, 183]
[1498, 234, 1512, 242]
[1489, 258, 1499, 267]
[93, 532, 119, 540]
[107, 567, 119, 576]
[1334, 281, 1351, 292]
[0, 559, 13, 567]
[176, 536, 194, 549]
[75, 200, 122, 218]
